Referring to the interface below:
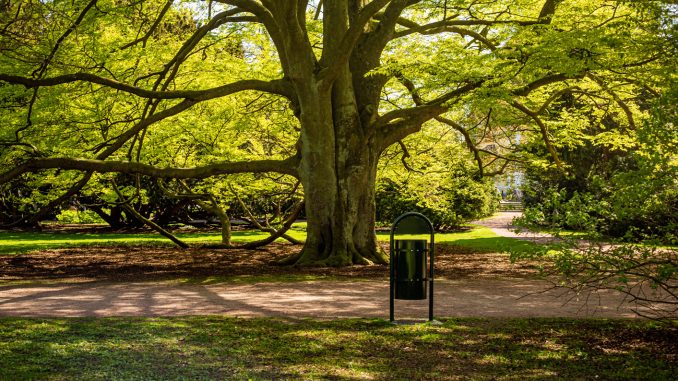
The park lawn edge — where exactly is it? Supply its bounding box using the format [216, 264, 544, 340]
[0, 224, 533, 255]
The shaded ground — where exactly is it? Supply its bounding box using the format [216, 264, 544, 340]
[0, 241, 656, 319]
[0, 243, 539, 282]
[2, 317, 675, 380]
[0, 278, 649, 318]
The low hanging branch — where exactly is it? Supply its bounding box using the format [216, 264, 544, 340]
[157, 179, 233, 246]
[0, 156, 299, 185]
[201, 199, 303, 250]
[229, 184, 304, 246]
[111, 181, 189, 249]
[176, 181, 233, 242]
[511, 100, 563, 169]
[0, 75, 292, 101]
[239, 200, 304, 250]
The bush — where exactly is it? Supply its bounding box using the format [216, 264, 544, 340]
[376, 176, 499, 230]
[520, 163, 677, 243]
[56, 209, 106, 224]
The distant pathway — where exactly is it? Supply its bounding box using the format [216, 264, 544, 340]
[0, 279, 645, 319]
[472, 212, 556, 243]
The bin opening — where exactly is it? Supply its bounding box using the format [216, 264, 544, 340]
[394, 239, 427, 300]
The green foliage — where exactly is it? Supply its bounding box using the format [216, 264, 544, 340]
[513, 80, 678, 319]
[376, 178, 499, 230]
[376, 125, 500, 229]
[519, 87, 678, 243]
[55, 209, 105, 224]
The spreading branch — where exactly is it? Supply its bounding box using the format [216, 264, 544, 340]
[512, 100, 563, 168]
[375, 80, 485, 129]
[0, 156, 300, 185]
[435, 116, 485, 177]
[0, 75, 293, 100]
[118, 0, 175, 50]
[512, 73, 586, 97]
[111, 180, 189, 249]
[391, 0, 562, 38]
[587, 74, 637, 130]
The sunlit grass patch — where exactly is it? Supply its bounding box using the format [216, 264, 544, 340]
[0, 225, 306, 255]
[1, 223, 539, 255]
[376, 225, 539, 254]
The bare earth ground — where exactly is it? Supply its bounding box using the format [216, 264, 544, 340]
[0, 234, 653, 319]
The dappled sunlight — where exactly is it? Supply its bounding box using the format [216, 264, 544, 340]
[1, 317, 674, 380]
[0, 279, 648, 319]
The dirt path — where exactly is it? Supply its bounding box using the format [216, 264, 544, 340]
[472, 212, 557, 243]
[0, 220, 645, 320]
[0, 279, 645, 319]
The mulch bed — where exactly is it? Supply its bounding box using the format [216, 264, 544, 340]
[0, 243, 540, 282]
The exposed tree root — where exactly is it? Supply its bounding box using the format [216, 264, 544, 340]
[282, 241, 388, 267]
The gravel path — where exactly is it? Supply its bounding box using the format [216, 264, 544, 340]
[1, 213, 648, 320]
[0, 279, 644, 319]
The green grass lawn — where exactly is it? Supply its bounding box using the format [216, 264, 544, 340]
[1, 227, 674, 380]
[0, 223, 534, 255]
[0, 317, 674, 381]
[0, 224, 307, 255]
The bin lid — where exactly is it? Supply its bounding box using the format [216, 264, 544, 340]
[391, 213, 432, 235]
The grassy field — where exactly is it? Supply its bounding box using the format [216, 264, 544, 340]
[0, 224, 307, 255]
[0, 224, 534, 255]
[0, 317, 675, 381]
[4, 224, 673, 380]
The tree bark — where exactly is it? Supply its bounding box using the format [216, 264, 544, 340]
[295, 140, 387, 266]
[292, 49, 388, 265]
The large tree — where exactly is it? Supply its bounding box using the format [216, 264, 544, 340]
[0, 0, 671, 265]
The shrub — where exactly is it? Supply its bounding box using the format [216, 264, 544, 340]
[56, 209, 106, 224]
[376, 176, 499, 230]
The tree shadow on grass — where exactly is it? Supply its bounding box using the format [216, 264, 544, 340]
[0, 317, 675, 380]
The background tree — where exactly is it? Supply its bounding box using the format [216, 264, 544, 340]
[0, 0, 671, 265]
[376, 122, 501, 229]
[516, 3, 677, 243]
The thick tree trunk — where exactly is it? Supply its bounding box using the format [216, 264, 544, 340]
[292, 70, 387, 266]
[296, 151, 386, 266]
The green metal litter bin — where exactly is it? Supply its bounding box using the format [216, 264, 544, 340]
[389, 212, 435, 322]
[394, 239, 427, 300]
